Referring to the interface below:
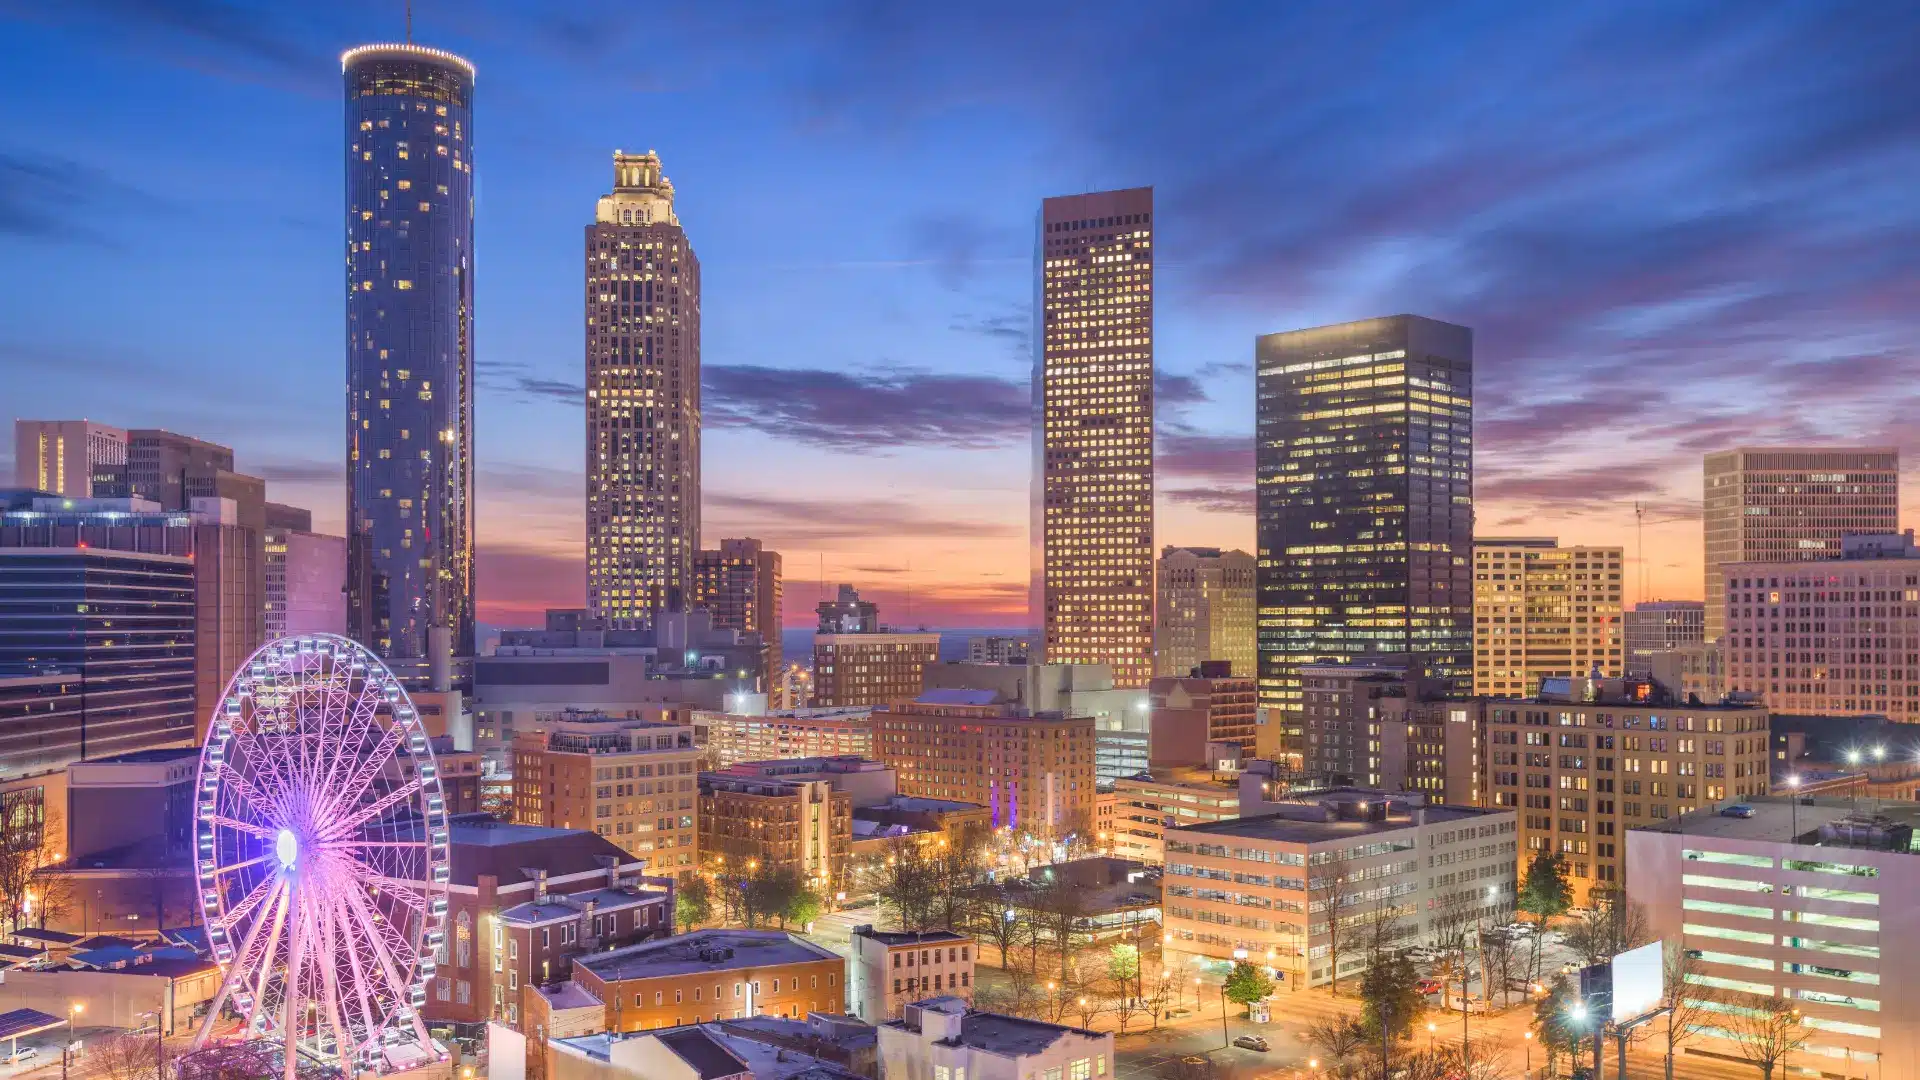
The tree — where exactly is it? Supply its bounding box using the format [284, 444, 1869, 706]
[1531, 973, 1588, 1079]
[1142, 966, 1176, 1030]
[1517, 851, 1571, 981]
[972, 886, 1030, 970]
[89, 1032, 161, 1080]
[874, 838, 939, 931]
[1306, 1017, 1371, 1080]
[1357, 939, 1423, 1044]
[1430, 929, 1471, 1012]
[0, 788, 49, 933]
[784, 887, 823, 929]
[1223, 961, 1275, 1015]
[1029, 879, 1090, 983]
[1659, 943, 1720, 1080]
[675, 876, 713, 932]
[748, 866, 805, 928]
[928, 823, 989, 931]
[1724, 995, 1809, 1080]
[1310, 852, 1357, 995]
[1107, 943, 1140, 986]
[1564, 891, 1652, 966]
[1479, 930, 1522, 1008]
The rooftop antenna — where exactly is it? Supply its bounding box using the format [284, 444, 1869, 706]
[406, 0, 413, 43]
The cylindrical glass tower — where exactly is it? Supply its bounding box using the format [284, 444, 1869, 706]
[342, 44, 475, 662]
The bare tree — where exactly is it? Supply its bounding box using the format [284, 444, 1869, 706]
[1479, 931, 1522, 1008]
[1143, 966, 1176, 1030]
[1306, 1015, 1370, 1079]
[928, 823, 989, 931]
[874, 837, 939, 931]
[1724, 994, 1809, 1080]
[1430, 928, 1471, 1012]
[0, 789, 48, 932]
[1660, 944, 1721, 1080]
[1029, 880, 1091, 984]
[1310, 852, 1356, 996]
[88, 1033, 161, 1080]
[1564, 891, 1652, 966]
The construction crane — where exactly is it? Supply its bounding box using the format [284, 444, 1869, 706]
[1633, 500, 1702, 602]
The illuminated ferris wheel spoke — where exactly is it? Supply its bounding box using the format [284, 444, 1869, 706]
[191, 635, 448, 1075]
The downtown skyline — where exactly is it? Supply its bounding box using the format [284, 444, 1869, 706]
[1, 3, 1914, 630]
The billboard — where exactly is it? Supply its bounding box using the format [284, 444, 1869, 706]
[1609, 941, 1665, 1022]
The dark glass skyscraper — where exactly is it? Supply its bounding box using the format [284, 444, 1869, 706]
[343, 44, 476, 661]
[1254, 315, 1473, 718]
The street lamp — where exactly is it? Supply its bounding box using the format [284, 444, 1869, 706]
[1787, 774, 1801, 840]
[1427, 1020, 1437, 1051]
[1524, 1031, 1534, 1078]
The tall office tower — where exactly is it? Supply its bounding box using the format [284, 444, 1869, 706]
[1471, 538, 1624, 696]
[1254, 316, 1473, 713]
[13, 420, 127, 497]
[125, 429, 235, 509]
[586, 151, 702, 628]
[693, 538, 782, 692]
[1702, 447, 1898, 641]
[1623, 599, 1705, 676]
[344, 44, 477, 662]
[264, 502, 348, 640]
[1034, 188, 1155, 688]
[1154, 546, 1256, 678]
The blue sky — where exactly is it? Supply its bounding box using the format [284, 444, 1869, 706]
[1, 1, 1914, 626]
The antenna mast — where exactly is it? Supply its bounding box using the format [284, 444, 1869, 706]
[406, 0, 413, 43]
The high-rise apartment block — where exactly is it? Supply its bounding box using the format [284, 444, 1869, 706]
[511, 714, 701, 881]
[586, 151, 701, 628]
[1703, 447, 1899, 641]
[1155, 546, 1256, 678]
[1478, 678, 1769, 903]
[692, 539, 780, 692]
[812, 633, 940, 708]
[1034, 188, 1155, 688]
[1255, 316, 1473, 713]
[1623, 600, 1706, 676]
[1723, 531, 1920, 719]
[344, 43, 477, 662]
[13, 420, 127, 497]
[871, 700, 1095, 833]
[1472, 538, 1623, 696]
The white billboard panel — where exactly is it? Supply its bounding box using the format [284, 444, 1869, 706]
[1610, 940, 1665, 1022]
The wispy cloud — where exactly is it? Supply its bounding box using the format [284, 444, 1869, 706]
[704, 365, 1026, 452]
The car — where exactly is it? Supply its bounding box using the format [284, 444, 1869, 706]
[1415, 977, 1444, 995]
[8, 1048, 37, 1064]
[1503, 922, 1538, 936]
[1721, 804, 1756, 818]
[1232, 1035, 1270, 1052]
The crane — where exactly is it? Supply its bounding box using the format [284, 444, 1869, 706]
[1633, 500, 1701, 602]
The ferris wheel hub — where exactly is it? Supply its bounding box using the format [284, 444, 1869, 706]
[276, 829, 299, 869]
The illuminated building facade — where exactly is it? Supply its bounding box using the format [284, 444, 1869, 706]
[12, 420, 127, 498]
[1624, 599, 1705, 676]
[587, 151, 701, 628]
[1154, 546, 1256, 678]
[692, 538, 780, 692]
[1254, 315, 1473, 713]
[344, 43, 477, 661]
[1034, 188, 1155, 688]
[1472, 537, 1623, 696]
[812, 633, 940, 708]
[1703, 447, 1899, 642]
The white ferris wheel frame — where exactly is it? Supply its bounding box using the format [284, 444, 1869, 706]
[189, 634, 452, 1078]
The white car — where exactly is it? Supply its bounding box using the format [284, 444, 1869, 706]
[9, 1048, 38, 1064]
[1503, 922, 1538, 936]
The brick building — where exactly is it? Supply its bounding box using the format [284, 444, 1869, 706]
[513, 714, 702, 880]
[870, 699, 1095, 836]
[568, 930, 845, 1032]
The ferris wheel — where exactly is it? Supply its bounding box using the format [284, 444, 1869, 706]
[191, 635, 451, 1077]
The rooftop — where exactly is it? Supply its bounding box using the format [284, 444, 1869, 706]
[75, 747, 202, 764]
[656, 1028, 750, 1080]
[887, 997, 1102, 1057]
[534, 981, 603, 1011]
[917, 689, 1000, 707]
[1171, 800, 1504, 844]
[576, 930, 839, 983]
[852, 927, 969, 947]
[498, 886, 666, 926]
[1635, 795, 1920, 852]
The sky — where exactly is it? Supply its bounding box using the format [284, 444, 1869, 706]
[0, 1, 1914, 630]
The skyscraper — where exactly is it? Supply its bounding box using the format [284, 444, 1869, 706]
[13, 420, 127, 497]
[1034, 188, 1155, 687]
[586, 151, 702, 628]
[1471, 537, 1623, 696]
[343, 43, 477, 662]
[1154, 546, 1256, 678]
[1622, 599, 1705, 676]
[1702, 447, 1899, 641]
[1254, 315, 1473, 713]
[692, 538, 782, 693]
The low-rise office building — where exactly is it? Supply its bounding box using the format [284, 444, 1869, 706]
[848, 927, 973, 1022]
[1162, 791, 1515, 988]
[570, 930, 846, 1032]
[1148, 664, 1257, 766]
[1110, 769, 1242, 864]
[1629, 797, 1918, 1080]
[694, 707, 875, 768]
[699, 763, 857, 893]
